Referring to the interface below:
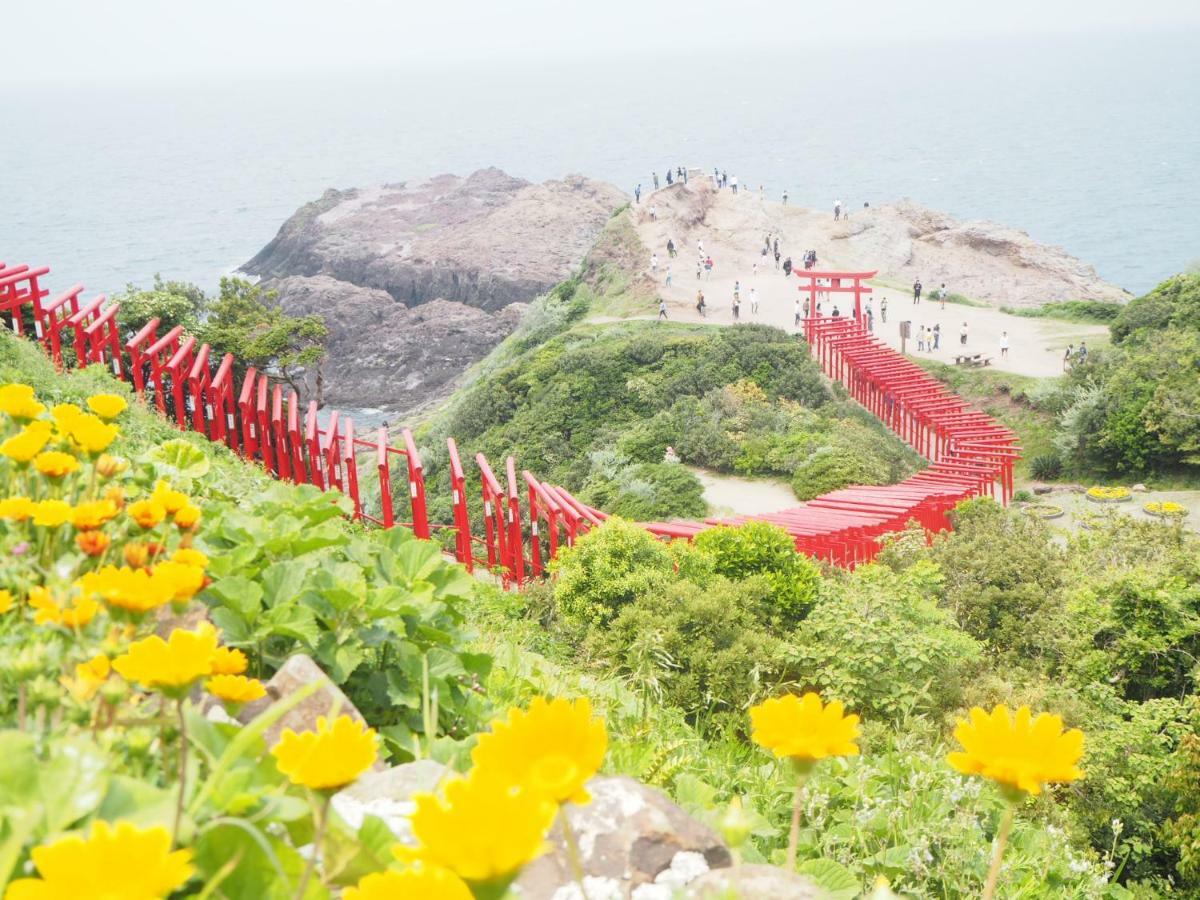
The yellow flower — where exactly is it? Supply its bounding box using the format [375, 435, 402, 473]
[95, 454, 127, 479]
[172, 548, 209, 569]
[151, 481, 189, 515]
[103, 484, 125, 509]
[50, 403, 85, 429]
[173, 503, 202, 530]
[61, 654, 111, 702]
[86, 394, 128, 420]
[4, 819, 193, 900]
[72, 500, 118, 531]
[0, 383, 46, 420]
[471, 696, 608, 805]
[124, 542, 151, 568]
[1, 427, 52, 462]
[34, 451, 79, 478]
[344, 866, 472, 900]
[270, 714, 378, 791]
[67, 414, 119, 456]
[75, 530, 112, 557]
[0, 496, 35, 521]
[210, 646, 248, 676]
[112, 622, 219, 695]
[749, 692, 861, 763]
[77, 565, 175, 615]
[150, 560, 205, 601]
[205, 674, 266, 705]
[27, 587, 100, 629]
[127, 498, 166, 529]
[947, 704, 1084, 796]
[400, 767, 556, 886]
[32, 500, 73, 528]
[0, 590, 13, 614]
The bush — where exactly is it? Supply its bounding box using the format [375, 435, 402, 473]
[579, 458, 706, 521]
[551, 518, 677, 629]
[693, 522, 821, 624]
[790, 446, 890, 500]
[792, 564, 983, 721]
[1028, 452, 1063, 481]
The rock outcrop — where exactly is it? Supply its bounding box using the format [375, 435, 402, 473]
[265, 274, 525, 413]
[243, 169, 624, 413]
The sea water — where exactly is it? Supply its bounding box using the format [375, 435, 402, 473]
[2, 29, 1198, 298]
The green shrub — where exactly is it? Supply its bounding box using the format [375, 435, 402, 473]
[1028, 452, 1064, 481]
[551, 518, 677, 629]
[693, 521, 821, 624]
[790, 446, 890, 500]
[579, 459, 706, 521]
[792, 564, 983, 721]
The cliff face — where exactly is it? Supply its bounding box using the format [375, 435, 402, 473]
[244, 168, 626, 311]
[243, 168, 626, 414]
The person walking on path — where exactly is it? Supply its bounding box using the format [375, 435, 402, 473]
[917, 326, 926, 352]
[802, 297, 810, 319]
[697, 238, 705, 255]
[649, 204, 657, 221]
[665, 266, 673, 288]
[732, 295, 740, 322]
[834, 199, 842, 221]
[635, 184, 641, 204]
[1063, 344, 1074, 371]
[933, 323, 941, 350]
[749, 287, 759, 314]
[696, 290, 706, 317]
[795, 298, 803, 327]
[783, 257, 793, 276]
[959, 321, 969, 346]
[765, 233, 772, 252]
[880, 296, 888, 323]
[733, 281, 741, 306]
[731, 175, 739, 194]
[1000, 331, 1009, 358]
[667, 238, 676, 258]
[666, 169, 673, 186]
[696, 260, 702, 280]
[866, 306, 874, 332]
[658, 298, 668, 320]
[1076, 341, 1089, 364]
[650, 252, 658, 274]
[752, 261, 758, 278]
[653, 172, 659, 189]
[773, 237, 779, 255]
[774, 249, 781, 269]
[913, 278, 923, 304]
[704, 256, 714, 279]
[782, 190, 789, 206]
[939, 283, 948, 309]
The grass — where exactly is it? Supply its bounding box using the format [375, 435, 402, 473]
[999, 300, 1123, 324]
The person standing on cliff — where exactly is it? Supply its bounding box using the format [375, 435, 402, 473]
[731, 175, 739, 195]
[666, 169, 673, 186]
[665, 266, 673, 288]
[834, 199, 842, 221]
[653, 172, 659, 189]
[651, 252, 658, 274]
[1000, 331, 1009, 358]
[1063, 343, 1074, 371]
[696, 290, 706, 317]
[938, 283, 948, 309]
[667, 238, 676, 258]
[635, 184, 642, 204]
[913, 278, 923, 304]
[649, 204, 657, 221]
[782, 190, 789, 206]
[932, 323, 941, 349]
[774, 248, 781, 269]
[749, 286, 759, 314]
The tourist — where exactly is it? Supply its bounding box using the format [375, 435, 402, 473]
[666, 169, 674, 185]
[880, 296, 888, 323]
[774, 249, 781, 269]
[731, 174, 739, 194]
[653, 171, 659, 189]
[658, 298, 668, 320]
[635, 184, 641, 204]
[1063, 343, 1075, 371]
[1000, 330, 1009, 357]
[913, 278, 923, 304]
[704, 256, 714, 279]
[1077, 341, 1089, 363]
[664, 445, 680, 463]
[649, 205, 657, 221]
[939, 283, 948, 309]
[802, 297, 810, 319]
[682, 166, 688, 184]
[733, 280, 741, 304]
[765, 233, 772, 251]
[665, 266, 672, 288]
[752, 261, 758, 278]
[774, 238, 780, 255]
[867, 307, 875, 332]
[696, 290, 706, 316]
[696, 261, 702, 280]
[782, 190, 789, 206]
[796, 298, 803, 327]
[749, 287, 759, 314]
[650, 252, 658, 273]
[667, 238, 676, 258]
[960, 321, 969, 346]
[697, 238, 704, 255]
[732, 295, 740, 321]
[783, 256, 793, 276]
[831, 305, 841, 318]
[722, 170, 728, 187]
[834, 199, 842, 221]
[917, 326, 926, 352]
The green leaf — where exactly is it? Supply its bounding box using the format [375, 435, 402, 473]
[147, 438, 211, 479]
[263, 604, 320, 646]
[208, 576, 264, 622]
[194, 819, 326, 900]
[96, 775, 175, 827]
[796, 858, 860, 900]
[261, 559, 315, 608]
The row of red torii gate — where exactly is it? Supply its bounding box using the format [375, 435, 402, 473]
[0, 261, 1018, 586]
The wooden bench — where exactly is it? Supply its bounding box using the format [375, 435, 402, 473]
[954, 353, 992, 367]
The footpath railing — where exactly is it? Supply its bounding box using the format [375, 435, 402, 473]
[0, 260, 1017, 581]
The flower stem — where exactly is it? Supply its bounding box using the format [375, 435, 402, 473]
[173, 699, 189, 845]
[786, 771, 809, 871]
[17, 683, 27, 731]
[560, 808, 590, 900]
[982, 802, 1016, 900]
[295, 793, 332, 900]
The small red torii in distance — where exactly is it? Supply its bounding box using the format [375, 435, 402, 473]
[791, 270, 878, 322]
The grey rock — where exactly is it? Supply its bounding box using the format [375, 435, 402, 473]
[243, 168, 626, 312]
[265, 274, 525, 414]
[236, 653, 378, 758]
[1131, 483, 1148, 493]
[1032, 484, 1053, 495]
[514, 776, 731, 899]
[684, 864, 823, 899]
[332, 760, 449, 841]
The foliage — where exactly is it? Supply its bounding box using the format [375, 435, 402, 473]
[693, 521, 821, 624]
[1003, 299, 1124, 323]
[1028, 451, 1063, 481]
[115, 274, 207, 337]
[790, 445, 892, 501]
[577, 453, 706, 521]
[792, 564, 983, 721]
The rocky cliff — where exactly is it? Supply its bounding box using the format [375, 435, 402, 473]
[243, 168, 626, 413]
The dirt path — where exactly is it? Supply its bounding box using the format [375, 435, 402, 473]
[687, 466, 798, 517]
[626, 185, 1109, 379]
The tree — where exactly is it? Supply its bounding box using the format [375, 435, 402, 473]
[201, 277, 329, 406]
[116, 274, 207, 338]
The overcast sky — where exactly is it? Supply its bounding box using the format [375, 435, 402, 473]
[8, 0, 1200, 85]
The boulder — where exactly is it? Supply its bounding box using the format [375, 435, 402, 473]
[684, 864, 822, 899]
[513, 776, 731, 899]
[1032, 484, 1053, 495]
[332, 759, 449, 842]
[1132, 483, 1148, 493]
[236, 653, 378, 757]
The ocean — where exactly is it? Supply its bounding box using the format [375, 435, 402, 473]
[2, 29, 1198, 299]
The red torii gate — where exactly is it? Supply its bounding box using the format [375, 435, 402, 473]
[792, 270, 877, 322]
